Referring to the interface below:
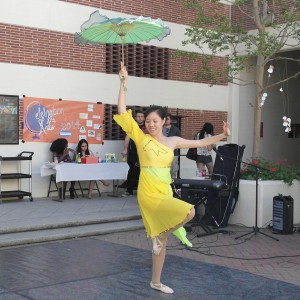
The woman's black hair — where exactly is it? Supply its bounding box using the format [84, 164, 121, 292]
[76, 139, 90, 156]
[144, 105, 168, 120]
[199, 123, 214, 139]
[134, 110, 144, 117]
[50, 138, 68, 155]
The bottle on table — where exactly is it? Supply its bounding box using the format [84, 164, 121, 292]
[96, 152, 100, 163]
[77, 153, 81, 164]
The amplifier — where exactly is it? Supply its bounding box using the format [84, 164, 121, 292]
[181, 188, 208, 205]
[273, 195, 294, 234]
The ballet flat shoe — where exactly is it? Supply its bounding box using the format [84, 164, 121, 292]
[150, 282, 174, 294]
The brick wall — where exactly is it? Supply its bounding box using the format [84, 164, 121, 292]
[167, 107, 227, 140]
[103, 105, 227, 141]
[169, 50, 228, 85]
[231, 0, 298, 31]
[0, 23, 228, 85]
[0, 24, 106, 73]
[62, 0, 229, 27]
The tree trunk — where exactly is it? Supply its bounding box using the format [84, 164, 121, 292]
[253, 55, 265, 157]
[252, 0, 267, 158]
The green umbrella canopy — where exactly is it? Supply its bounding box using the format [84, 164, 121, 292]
[74, 11, 171, 45]
[75, 11, 171, 90]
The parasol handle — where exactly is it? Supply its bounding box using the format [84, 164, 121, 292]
[120, 36, 127, 91]
[121, 36, 125, 67]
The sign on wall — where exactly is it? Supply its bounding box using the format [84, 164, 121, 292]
[23, 97, 104, 144]
[0, 94, 19, 144]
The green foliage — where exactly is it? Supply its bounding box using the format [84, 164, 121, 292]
[240, 157, 300, 186]
[179, 0, 300, 84]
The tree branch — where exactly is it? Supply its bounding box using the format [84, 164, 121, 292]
[253, 0, 265, 32]
[265, 71, 300, 90]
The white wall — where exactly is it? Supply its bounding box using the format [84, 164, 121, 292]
[237, 55, 300, 165]
[260, 57, 300, 165]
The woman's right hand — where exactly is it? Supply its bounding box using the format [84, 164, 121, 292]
[122, 149, 127, 157]
[119, 63, 128, 81]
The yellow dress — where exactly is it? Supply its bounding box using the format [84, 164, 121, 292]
[114, 110, 193, 238]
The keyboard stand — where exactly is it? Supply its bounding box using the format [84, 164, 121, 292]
[184, 195, 227, 237]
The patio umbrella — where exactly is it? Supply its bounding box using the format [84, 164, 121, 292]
[74, 11, 171, 89]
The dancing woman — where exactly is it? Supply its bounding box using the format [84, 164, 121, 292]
[114, 64, 231, 294]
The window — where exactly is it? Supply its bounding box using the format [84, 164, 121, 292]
[0, 94, 19, 144]
[104, 105, 147, 140]
[106, 44, 169, 79]
[288, 124, 300, 138]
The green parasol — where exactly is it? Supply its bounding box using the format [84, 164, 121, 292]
[75, 11, 171, 89]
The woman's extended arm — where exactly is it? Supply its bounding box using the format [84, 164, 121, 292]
[174, 121, 231, 149]
[118, 63, 128, 114]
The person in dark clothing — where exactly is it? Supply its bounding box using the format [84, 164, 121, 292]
[163, 113, 181, 178]
[50, 138, 76, 200]
[121, 111, 147, 196]
[195, 122, 215, 175]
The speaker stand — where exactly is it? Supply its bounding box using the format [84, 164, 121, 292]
[235, 168, 279, 241]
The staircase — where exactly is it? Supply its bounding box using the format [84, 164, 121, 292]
[0, 196, 144, 248]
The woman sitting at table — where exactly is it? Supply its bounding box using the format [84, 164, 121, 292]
[50, 138, 76, 200]
[76, 139, 110, 199]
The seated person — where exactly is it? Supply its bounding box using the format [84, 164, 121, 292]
[50, 138, 76, 199]
[76, 139, 109, 199]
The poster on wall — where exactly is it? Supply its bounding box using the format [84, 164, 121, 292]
[0, 94, 19, 144]
[23, 97, 104, 144]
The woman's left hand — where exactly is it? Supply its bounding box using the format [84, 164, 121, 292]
[223, 121, 231, 137]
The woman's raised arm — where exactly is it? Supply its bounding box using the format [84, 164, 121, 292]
[118, 63, 128, 114]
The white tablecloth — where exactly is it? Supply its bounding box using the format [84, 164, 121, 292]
[41, 162, 129, 183]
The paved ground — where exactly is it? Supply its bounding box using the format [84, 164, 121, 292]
[1, 193, 300, 288]
[96, 224, 300, 286]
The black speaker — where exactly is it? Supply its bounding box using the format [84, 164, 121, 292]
[273, 195, 294, 234]
[204, 144, 245, 227]
[181, 188, 208, 205]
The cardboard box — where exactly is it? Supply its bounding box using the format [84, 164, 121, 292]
[81, 157, 99, 164]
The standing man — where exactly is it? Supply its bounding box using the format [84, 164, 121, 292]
[121, 110, 147, 196]
[163, 113, 181, 178]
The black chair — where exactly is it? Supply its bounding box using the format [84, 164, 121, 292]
[47, 175, 80, 198]
[76, 181, 101, 198]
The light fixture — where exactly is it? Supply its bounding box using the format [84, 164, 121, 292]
[282, 116, 291, 133]
[260, 92, 268, 106]
[267, 65, 274, 74]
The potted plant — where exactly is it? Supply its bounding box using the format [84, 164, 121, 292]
[229, 158, 300, 228]
[240, 158, 300, 186]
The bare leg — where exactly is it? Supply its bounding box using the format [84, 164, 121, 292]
[197, 162, 204, 172]
[151, 208, 195, 293]
[100, 180, 110, 187]
[88, 180, 95, 199]
[206, 162, 213, 175]
[172, 208, 195, 232]
[172, 208, 195, 246]
[151, 234, 167, 284]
